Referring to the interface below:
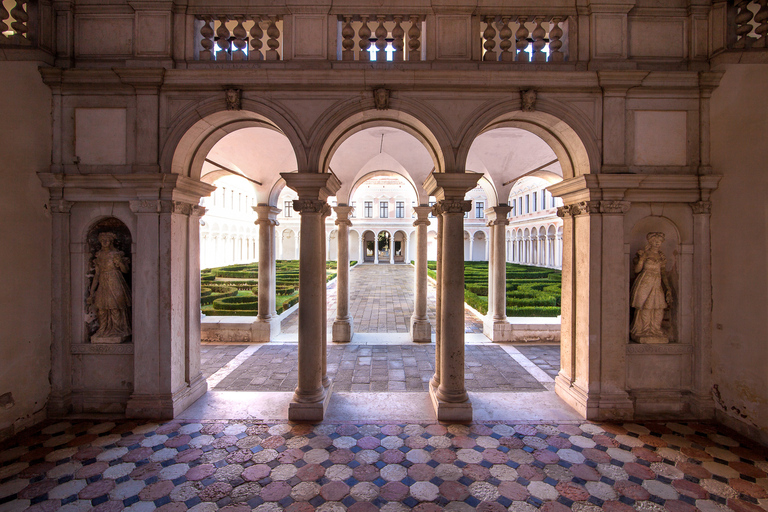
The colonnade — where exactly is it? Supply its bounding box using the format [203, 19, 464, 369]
[200, 232, 258, 268]
[508, 231, 563, 268]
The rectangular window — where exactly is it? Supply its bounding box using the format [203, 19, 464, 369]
[396, 201, 404, 218]
[351, 201, 356, 218]
[542, 191, 547, 210]
[511, 202, 515, 217]
[364, 201, 373, 218]
[380, 201, 389, 218]
[525, 195, 530, 214]
[532, 192, 537, 212]
[476, 201, 484, 219]
[551, 194, 556, 208]
[284, 200, 292, 217]
[518, 197, 523, 216]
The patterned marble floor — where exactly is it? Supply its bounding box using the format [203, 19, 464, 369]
[280, 264, 483, 335]
[1, 419, 767, 512]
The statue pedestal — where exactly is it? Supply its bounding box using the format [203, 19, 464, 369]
[635, 336, 668, 344]
[91, 335, 129, 344]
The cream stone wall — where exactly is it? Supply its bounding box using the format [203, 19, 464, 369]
[0, 62, 52, 437]
[710, 64, 768, 444]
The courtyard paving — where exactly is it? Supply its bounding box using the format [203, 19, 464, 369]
[1, 417, 766, 512]
[280, 264, 482, 335]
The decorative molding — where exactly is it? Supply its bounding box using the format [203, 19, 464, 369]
[600, 200, 630, 214]
[49, 199, 74, 214]
[292, 199, 327, 214]
[71, 343, 134, 355]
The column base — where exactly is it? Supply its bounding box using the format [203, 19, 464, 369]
[126, 373, 208, 419]
[555, 373, 634, 421]
[482, 319, 512, 342]
[429, 381, 472, 422]
[332, 319, 353, 343]
[289, 381, 333, 421]
[47, 393, 73, 417]
[251, 316, 282, 342]
[410, 317, 432, 343]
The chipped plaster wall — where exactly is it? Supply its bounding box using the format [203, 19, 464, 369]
[0, 62, 53, 437]
[710, 64, 768, 445]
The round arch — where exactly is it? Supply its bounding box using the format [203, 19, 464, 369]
[347, 170, 420, 206]
[456, 103, 599, 182]
[163, 100, 307, 183]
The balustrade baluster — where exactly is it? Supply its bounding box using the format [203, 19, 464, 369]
[216, 16, 231, 60]
[10, 0, 29, 44]
[408, 15, 421, 61]
[232, 16, 247, 60]
[734, 0, 755, 48]
[249, 16, 264, 60]
[549, 16, 564, 61]
[375, 16, 387, 61]
[358, 16, 371, 61]
[531, 16, 546, 62]
[499, 17, 513, 61]
[755, 0, 768, 48]
[266, 17, 280, 60]
[0, 2, 10, 44]
[392, 16, 405, 61]
[341, 16, 355, 60]
[515, 16, 530, 62]
[199, 16, 214, 60]
[483, 16, 497, 61]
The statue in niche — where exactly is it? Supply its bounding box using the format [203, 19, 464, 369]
[630, 232, 673, 343]
[88, 232, 132, 343]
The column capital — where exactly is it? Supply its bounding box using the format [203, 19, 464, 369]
[412, 206, 432, 226]
[557, 201, 600, 218]
[485, 205, 512, 225]
[690, 201, 712, 215]
[293, 199, 331, 216]
[281, 172, 341, 201]
[333, 205, 354, 225]
[435, 199, 471, 215]
[423, 172, 482, 201]
[253, 204, 281, 225]
[49, 199, 74, 214]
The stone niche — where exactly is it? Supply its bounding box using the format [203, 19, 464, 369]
[72, 216, 134, 413]
[625, 214, 693, 416]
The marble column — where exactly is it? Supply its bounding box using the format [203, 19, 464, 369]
[321, 211, 330, 387]
[691, 200, 714, 416]
[389, 232, 395, 264]
[410, 206, 432, 342]
[332, 206, 354, 342]
[423, 172, 480, 422]
[468, 236, 474, 262]
[374, 235, 379, 264]
[281, 172, 340, 421]
[252, 205, 281, 341]
[483, 206, 512, 341]
[430, 209, 443, 389]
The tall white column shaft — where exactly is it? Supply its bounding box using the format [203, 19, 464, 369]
[410, 207, 432, 342]
[333, 206, 354, 342]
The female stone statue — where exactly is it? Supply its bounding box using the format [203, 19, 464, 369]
[88, 232, 131, 342]
[630, 232, 673, 343]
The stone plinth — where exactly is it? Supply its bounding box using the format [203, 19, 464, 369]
[428, 381, 472, 422]
[288, 382, 333, 421]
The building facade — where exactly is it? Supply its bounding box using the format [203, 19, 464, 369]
[2, 0, 768, 444]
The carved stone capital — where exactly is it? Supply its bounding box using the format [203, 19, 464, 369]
[335, 218, 352, 227]
[557, 201, 600, 217]
[293, 199, 327, 214]
[50, 199, 74, 214]
[437, 199, 472, 215]
[191, 205, 207, 217]
[690, 201, 711, 215]
[160, 201, 194, 215]
[599, 200, 630, 214]
[413, 218, 431, 227]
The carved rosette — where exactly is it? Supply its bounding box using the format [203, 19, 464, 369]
[436, 199, 472, 215]
[690, 201, 712, 215]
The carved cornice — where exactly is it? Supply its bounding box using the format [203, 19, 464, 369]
[690, 201, 712, 215]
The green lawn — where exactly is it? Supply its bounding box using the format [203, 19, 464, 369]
[427, 261, 561, 317]
[200, 260, 345, 316]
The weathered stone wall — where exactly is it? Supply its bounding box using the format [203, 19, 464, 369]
[0, 61, 53, 438]
[710, 64, 768, 445]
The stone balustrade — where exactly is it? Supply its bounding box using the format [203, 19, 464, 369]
[337, 15, 424, 62]
[733, 0, 768, 49]
[195, 15, 283, 61]
[0, 0, 31, 45]
[480, 16, 569, 62]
